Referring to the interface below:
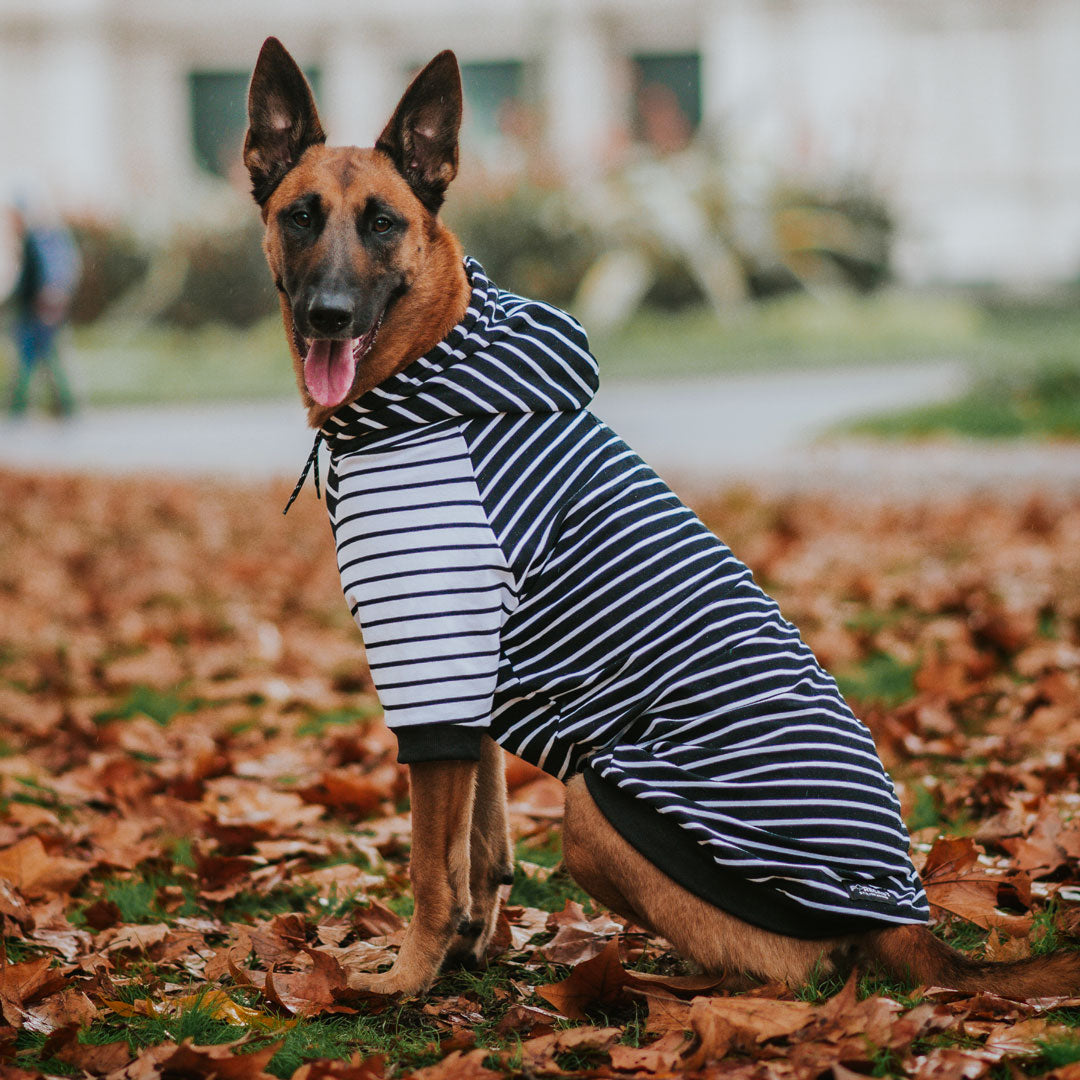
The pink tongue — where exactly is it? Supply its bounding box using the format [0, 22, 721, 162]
[304, 339, 358, 407]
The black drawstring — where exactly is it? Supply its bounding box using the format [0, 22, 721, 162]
[283, 433, 323, 515]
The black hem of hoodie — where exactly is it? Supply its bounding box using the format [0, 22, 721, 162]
[583, 765, 912, 941]
[394, 725, 486, 764]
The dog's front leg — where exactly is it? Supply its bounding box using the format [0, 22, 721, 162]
[351, 758, 478, 996]
[444, 736, 514, 968]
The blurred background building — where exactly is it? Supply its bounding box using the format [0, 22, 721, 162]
[1, 0, 1079, 288]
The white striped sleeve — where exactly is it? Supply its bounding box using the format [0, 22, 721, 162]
[328, 427, 517, 762]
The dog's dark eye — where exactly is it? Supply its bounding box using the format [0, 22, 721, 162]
[372, 215, 393, 234]
[291, 209, 313, 229]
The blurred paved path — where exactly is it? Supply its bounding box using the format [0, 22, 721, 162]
[3, 361, 1080, 496]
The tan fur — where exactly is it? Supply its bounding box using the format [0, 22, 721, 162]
[562, 777, 1080, 998]
[445, 736, 515, 969]
[350, 757, 477, 994]
[562, 777, 849, 985]
[347, 740, 513, 995]
[250, 40, 1080, 1002]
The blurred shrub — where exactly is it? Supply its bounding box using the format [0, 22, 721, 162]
[449, 164, 896, 326]
[447, 186, 600, 307]
[160, 221, 277, 329]
[642, 256, 708, 310]
[67, 220, 275, 330]
[772, 185, 894, 294]
[69, 221, 150, 325]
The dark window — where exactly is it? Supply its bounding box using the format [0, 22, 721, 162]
[632, 52, 701, 152]
[189, 68, 321, 179]
[459, 60, 525, 148]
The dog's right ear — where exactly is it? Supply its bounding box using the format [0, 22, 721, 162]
[244, 37, 326, 209]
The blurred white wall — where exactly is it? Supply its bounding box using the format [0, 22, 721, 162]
[1, 0, 1078, 286]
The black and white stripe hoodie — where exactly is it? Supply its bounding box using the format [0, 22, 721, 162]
[320, 258, 929, 938]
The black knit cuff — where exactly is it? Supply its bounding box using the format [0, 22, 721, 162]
[394, 725, 486, 764]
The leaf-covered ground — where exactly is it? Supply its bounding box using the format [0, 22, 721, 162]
[2, 468, 1080, 1080]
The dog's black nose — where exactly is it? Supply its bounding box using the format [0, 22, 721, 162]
[306, 295, 354, 336]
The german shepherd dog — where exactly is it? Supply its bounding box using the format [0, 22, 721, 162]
[244, 38, 1080, 999]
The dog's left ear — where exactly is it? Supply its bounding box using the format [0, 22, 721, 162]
[244, 37, 326, 209]
[376, 51, 462, 215]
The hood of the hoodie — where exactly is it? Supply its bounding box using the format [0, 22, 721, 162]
[319, 258, 599, 452]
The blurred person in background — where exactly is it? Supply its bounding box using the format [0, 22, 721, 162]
[6, 197, 81, 418]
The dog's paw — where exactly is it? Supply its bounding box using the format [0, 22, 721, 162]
[346, 967, 434, 997]
[442, 920, 489, 972]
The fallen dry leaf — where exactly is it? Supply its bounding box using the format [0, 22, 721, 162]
[0, 837, 87, 899]
[536, 938, 630, 1020]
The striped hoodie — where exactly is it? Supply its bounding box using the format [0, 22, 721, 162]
[319, 259, 929, 938]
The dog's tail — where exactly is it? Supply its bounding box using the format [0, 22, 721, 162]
[862, 923, 1080, 999]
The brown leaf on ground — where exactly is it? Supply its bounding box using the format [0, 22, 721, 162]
[983, 928, 1032, 963]
[0, 837, 87, 898]
[293, 1055, 386, 1080]
[249, 948, 357, 1018]
[100, 922, 172, 955]
[624, 970, 728, 996]
[910, 1046, 999, 1080]
[408, 1048, 503, 1080]
[922, 837, 981, 880]
[81, 899, 123, 932]
[204, 930, 254, 982]
[352, 900, 407, 940]
[535, 938, 629, 1020]
[22, 988, 98, 1034]
[40, 1023, 130, 1074]
[299, 768, 390, 816]
[516, 1026, 621, 1071]
[687, 994, 816, 1054]
[921, 835, 1034, 934]
[202, 778, 325, 836]
[642, 990, 694, 1034]
[532, 903, 623, 966]
[984, 1016, 1071, 1057]
[493, 1004, 560, 1037]
[926, 880, 1034, 935]
[153, 1039, 283, 1080]
[0, 958, 69, 1028]
[608, 1031, 693, 1073]
[1001, 806, 1072, 878]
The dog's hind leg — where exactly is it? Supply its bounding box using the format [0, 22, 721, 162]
[444, 736, 514, 968]
[561, 776, 842, 986]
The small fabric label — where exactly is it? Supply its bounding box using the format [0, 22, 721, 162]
[849, 883, 892, 902]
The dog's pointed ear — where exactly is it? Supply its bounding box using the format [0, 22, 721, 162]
[244, 37, 326, 208]
[376, 51, 462, 214]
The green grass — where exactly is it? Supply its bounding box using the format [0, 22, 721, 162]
[845, 363, 1080, 440]
[100, 875, 194, 924]
[296, 706, 380, 738]
[906, 783, 947, 833]
[835, 652, 918, 708]
[508, 864, 593, 913]
[15, 965, 567, 1079]
[17, 991, 260, 1077]
[1035, 1034, 1080, 1070]
[515, 832, 565, 869]
[2, 776, 74, 818]
[94, 684, 200, 727]
[64, 317, 296, 407]
[593, 290, 984, 379]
